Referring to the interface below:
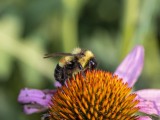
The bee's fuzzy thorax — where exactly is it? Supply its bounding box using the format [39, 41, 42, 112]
[59, 56, 74, 67]
[58, 48, 82, 67]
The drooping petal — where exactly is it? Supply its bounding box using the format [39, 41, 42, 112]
[114, 45, 144, 87]
[137, 116, 152, 120]
[23, 104, 48, 114]
[18, 88, 55, 114]
[135, 89, 160, 116]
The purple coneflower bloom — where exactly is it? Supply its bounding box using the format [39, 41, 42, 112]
[18, 45, 160, 119]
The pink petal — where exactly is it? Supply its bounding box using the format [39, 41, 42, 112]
[137, 116, 152, 120]
[54, 81, 62, 87]
[23, 105, 39, 114]
[135, 89, 160, 115]
[114, 45, 144, 87]
[18, 88, 55, 114]
[18, 88, 55, 106]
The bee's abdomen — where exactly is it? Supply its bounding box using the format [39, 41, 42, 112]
[54, 64, 67, 85]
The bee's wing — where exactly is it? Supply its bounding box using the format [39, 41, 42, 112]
[44, 53, 79, 58]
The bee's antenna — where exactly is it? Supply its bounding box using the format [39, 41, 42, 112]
[43, 54, 54, 58]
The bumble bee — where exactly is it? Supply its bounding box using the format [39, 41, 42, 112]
[44, 48, 97, 85]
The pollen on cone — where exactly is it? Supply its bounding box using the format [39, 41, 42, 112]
[49, 70, 139, 120]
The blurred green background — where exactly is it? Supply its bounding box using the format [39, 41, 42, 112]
[0, 0, 160, 120]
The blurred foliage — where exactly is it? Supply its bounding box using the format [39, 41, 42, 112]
[0, 0, 160, 120]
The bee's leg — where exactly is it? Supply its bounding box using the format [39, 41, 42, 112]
[61, 67, 68, 85]
[89, 62, 92, 70]
[41, 113, 50, 120]
[77, 63, 86, 78]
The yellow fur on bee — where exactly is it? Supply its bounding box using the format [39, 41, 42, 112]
[72, 48, 82, 54]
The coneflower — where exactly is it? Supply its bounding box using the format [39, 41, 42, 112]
[49, 70, 139, 120]
[18, 45, 160, 120]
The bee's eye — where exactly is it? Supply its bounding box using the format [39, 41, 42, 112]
[88, 58, 97, 69]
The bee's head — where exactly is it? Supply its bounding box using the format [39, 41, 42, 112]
[88, 57, 97, 69]
[79, 50, 97, 69]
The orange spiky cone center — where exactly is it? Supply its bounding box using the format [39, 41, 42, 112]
[49, 70, 139, 120]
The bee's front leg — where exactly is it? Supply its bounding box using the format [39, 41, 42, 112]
[77, 62, 86, 78]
